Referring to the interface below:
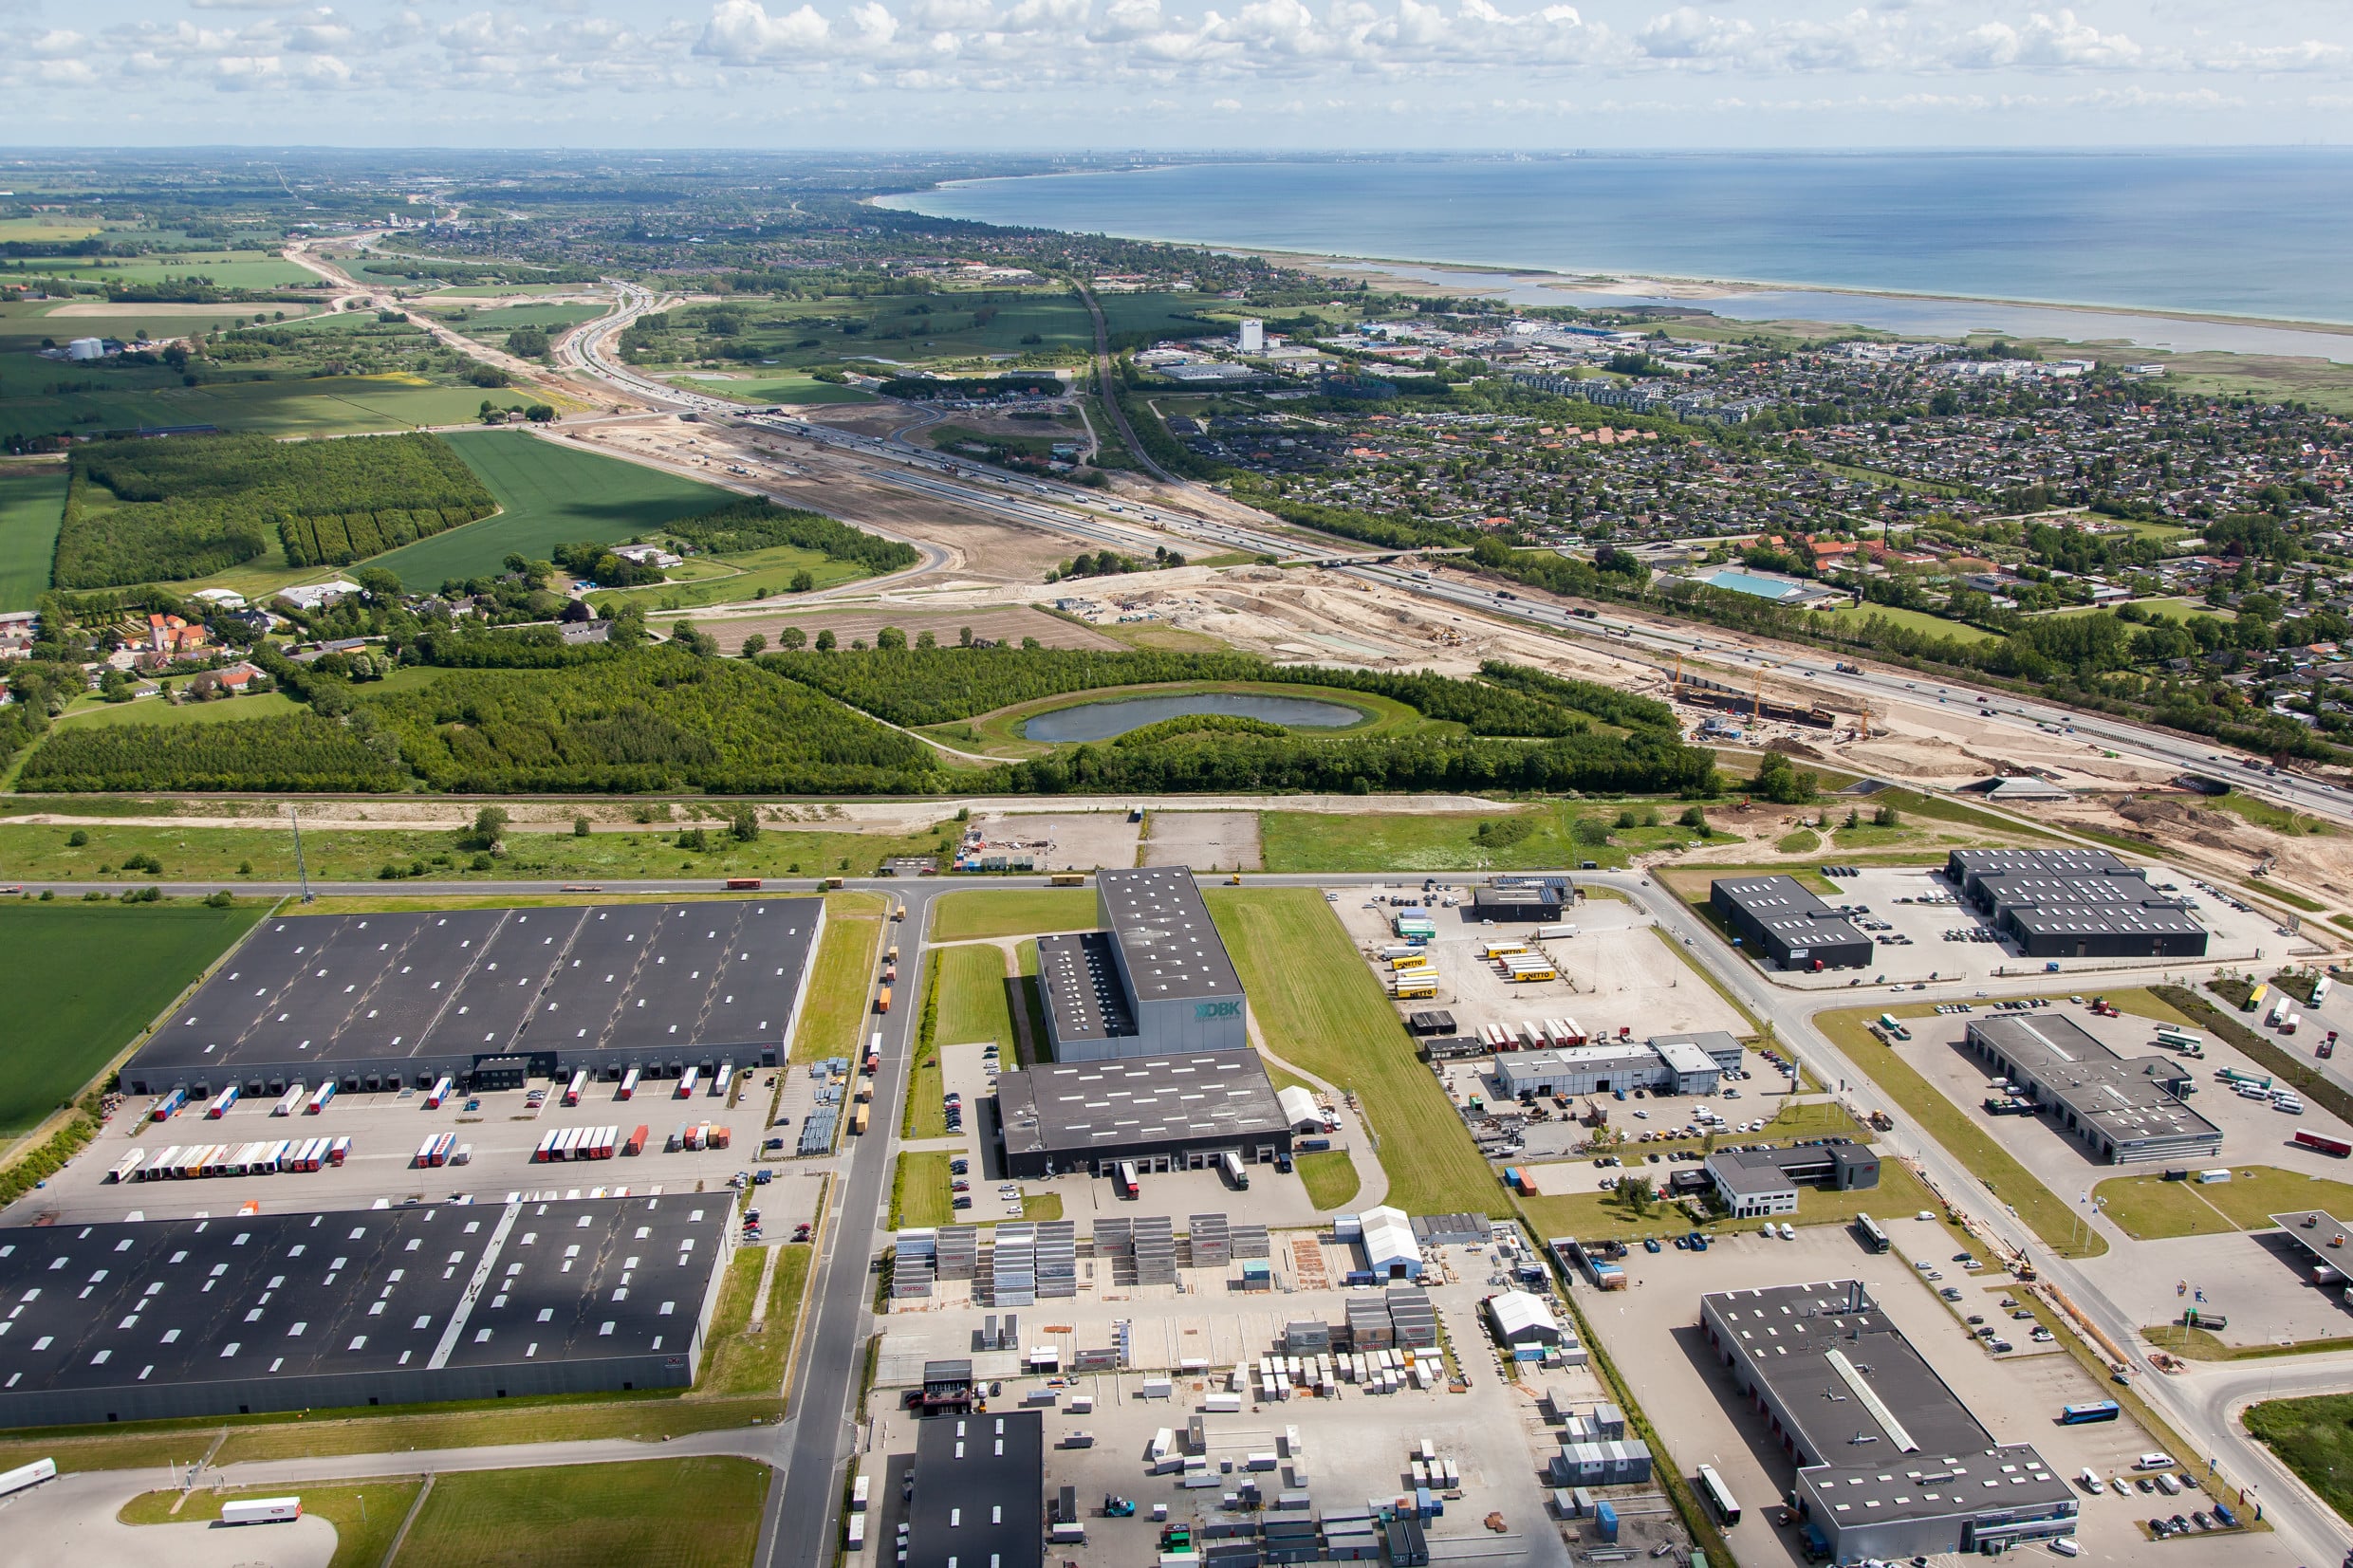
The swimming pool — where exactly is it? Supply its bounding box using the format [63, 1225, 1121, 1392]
[1705, 570, 1807, 601]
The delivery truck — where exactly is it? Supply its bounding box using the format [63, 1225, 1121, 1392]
[221, 1497, 302, 1525]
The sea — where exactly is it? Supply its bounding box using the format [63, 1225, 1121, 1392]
[876, 151, 2353, 360]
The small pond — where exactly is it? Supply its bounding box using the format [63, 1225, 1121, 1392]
[1021, 692, 1366, 743]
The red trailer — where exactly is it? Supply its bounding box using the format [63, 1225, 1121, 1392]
[624, 1124, 649, 1156]
[2295, 1128, 2353, 1158]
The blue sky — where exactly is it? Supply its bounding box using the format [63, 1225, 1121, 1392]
[8, 0, 2351, 146]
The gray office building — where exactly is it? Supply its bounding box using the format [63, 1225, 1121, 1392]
[1964, 1012, 2221, 1165]
[1702, 1281, 2078, 1563]
[994, 1052, 1292, 1178]
[0, 1196, 732, 1428]
[1494, 1032, 1744, 1098]
[1704, 1142, 1880, 1219]
[1034, 868, 1248, 1061]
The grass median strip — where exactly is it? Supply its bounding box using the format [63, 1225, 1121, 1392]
[1207, 887, 1499, 1216]
[790, 893, 886, 1065]
[120, 1478, 421, 1568]
[929, 888, 1094, 941]
[1816, 1004, 2107, 1258]
[392, 1456, 767, 1568]
[936, 942, 1018, 1054]
[892, 1149, 956, 1229]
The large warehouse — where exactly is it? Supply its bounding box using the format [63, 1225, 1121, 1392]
[1702, 1281, 2078, 1562]
[1494, 1031, 1744, 1098]
[0, 1195, 731, 1427]
[1710, 876, 1874, 970]
[122, 900, 822, 1098]
[994, 1052, 1293, 1178]
[907, 1410, 1044, 1568]
[1033, 867, 1248, 1062]
[1945, 848, 2206, 959]
[1964, 1012, 2221, 1164]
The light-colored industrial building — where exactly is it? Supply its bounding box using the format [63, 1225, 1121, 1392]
[1702, 1281, 2078, 1562]
[1493, 1031, 1742, 1098]
[1964, 1012, 2221, 1165]
[1704, 1142, 1880, 1219]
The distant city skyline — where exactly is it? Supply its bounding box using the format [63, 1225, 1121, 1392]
[6, 0, 2351, 147]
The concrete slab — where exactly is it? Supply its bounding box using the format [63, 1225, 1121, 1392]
[1141, 812, 1263, 873]
[4, 1473, 336, 1568]
[966, 811, 1139, 875]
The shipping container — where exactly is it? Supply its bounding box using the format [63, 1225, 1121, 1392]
[564, 1069, 589, 1108]
[618, 1067, 639, 1100]
[306, 1081, 336, 1115]
[206, 1085, 240, 1118]
[876, 987, 893, 1015]
[851, 1473, 870, 1512]
[843, 1512, 866, 1551]
[624, 1124, 648, 1156]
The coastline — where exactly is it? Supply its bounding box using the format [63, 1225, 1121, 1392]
[871, 168, 2353, 362]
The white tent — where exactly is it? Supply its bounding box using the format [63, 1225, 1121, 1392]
[1359, 1205, 1422, 1281]
[1486, 1290, 1562, 1345]
[1277, 1085, 1322, 1132]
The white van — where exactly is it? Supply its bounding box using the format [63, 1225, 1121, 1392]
[2135, 1452, 2176, 1471]
[2154, 1472, 2182, 1496]
[2078, 1468, 2103, 1494]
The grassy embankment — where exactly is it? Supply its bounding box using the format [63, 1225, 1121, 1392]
[1207, 887, 1498, 1216]
[1260, 805, 1735, 874]
[0, 819, 955, 888]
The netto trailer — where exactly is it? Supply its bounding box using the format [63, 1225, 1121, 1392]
[107, 1151, 146, 1184]
[0, 1458, 57, 1499]
[425, 1076, 454, 1110]
[305, 1081, 336, 1115]
[270, 1083, 306, 1117]
[564, 1069, 589, 1107]
[205, 1085, 239, 1118]
[676, 1066, 700, 1099]
[713, 1062, 735, 1099]
[150, 1089, 187, 1122]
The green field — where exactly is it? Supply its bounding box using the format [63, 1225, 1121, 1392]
[936, 943, 1019, 1054]
[791, 893, 887, 1064]
[697, 1244, 813, 1397]
[50, 691, 309, 729]
[368, 432, 735, 588]
[675, 374, 879, 406]
[1294, 1150, 1361, 1209]
[2092, 1165, 2353, 1241]
[1261, 807, 1722, 873]
[1205, 888, 1498, 1216]
[0, 821, 954, 888]
[394, 1458, 768, 1568]
[2246, 1393, 2353, 1525]
[120, 1479, 420, 1568]
[1, 359, 491, 447]
[929, 888, 1095, 941]
[0, 464, 66, 609]
[433, 303, 606, 333]
[892, 1149, 956, 1229]
[0, 901, 267, 1135]
[15, 253, 321, 289]
[1807, 600, 1997, 644]
[587, 542, 868, 614]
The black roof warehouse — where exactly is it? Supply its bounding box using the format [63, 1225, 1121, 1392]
[1709, 876, 1874, 971]
[0, 1196, 732, 1428]
[1945, 849, 2206, 959]
[123, 901, 822, 1098]
[993, 1052, 1294, 1178]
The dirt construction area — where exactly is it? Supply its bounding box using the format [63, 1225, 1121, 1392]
[1141, 811, 1262, 872]
[1577, 1216, 2297, 1568]
[1330, 889, 1753, 1045]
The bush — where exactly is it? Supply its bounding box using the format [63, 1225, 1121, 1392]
[1572, 818, 1612, 846]
[574, 815, 592, 837]
[65, 828, 87, 848]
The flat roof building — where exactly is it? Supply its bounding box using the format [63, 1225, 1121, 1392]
[1494, 1032, 1742, 1098]
[1471, 880, 1567, 923]
[1705, 1142, 1881, 1218]
[1710, 876, 1874, 971]
[1034, 868, 1247, 1061]
[1964, 1013, 2220, 1165]
[0, 1195, 731, 1428]
[1945, 849, 2208, 959]
[1702, 1281, 2077, 1563]
[993, 1052, 1292, 1178]
[122, 901, 822, 1098]
[906, 1409, 1044, 1568]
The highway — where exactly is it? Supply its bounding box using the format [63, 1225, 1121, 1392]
[552, 286, 2353, 834]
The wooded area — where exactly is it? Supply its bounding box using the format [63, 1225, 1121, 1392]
[18, 712, 407, 791]
[54, 432, 496, 586]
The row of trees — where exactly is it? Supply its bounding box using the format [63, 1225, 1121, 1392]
[17, 713, 407, 792]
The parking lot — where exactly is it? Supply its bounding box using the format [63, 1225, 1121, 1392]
[1330, 888, 1752, 1042]
[1574, 1218, 2294, 1568]
[868, 1229, 1698, 1567]
[1764, 865, 2307, 989]
[9, 1072, 810, 1229]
